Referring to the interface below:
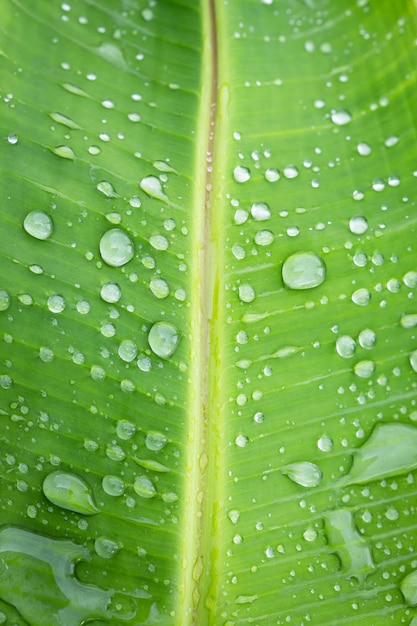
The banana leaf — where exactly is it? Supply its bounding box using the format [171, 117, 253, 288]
[1, 0, 417, 624]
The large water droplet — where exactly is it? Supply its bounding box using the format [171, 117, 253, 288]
[233, 165, 251, 183]
[100, 282, 122, 303]
[53, 145, 75, 160]
[95, 536, 120, 559]
[358, 328, 376, 349]
[49, 111, 81, 130]
[282, 252, 326, 290]
[343, 422, 417, 485]
[118, 339, 138, 362]
[133, 475, 156, 498]
[23, 211, 53, 240]
[325, 509, 375, 583]
[47, 294, 66, 313]
[280, 461, 322, 487]
[42, 470, 98, 515]
[148, 321, 180, 359]
[401, 313, 417, 329]
[353, 359, 375, 379]
[400, 569, 417, 607]
[149, 277, 170, 299]
[238, 284, 256, 303]
[116, 420, 136, 440]
[251, 202, 270, 221]
[97, 181, 118, 198]
[99, 229, 134, 267]
[102, 474, 125, 496]
[146, 431, 167, 451]
[351, 287, 371, 306]
[349, 215, 368, 235]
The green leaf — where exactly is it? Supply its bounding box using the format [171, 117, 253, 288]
[1, 0, 417, 624]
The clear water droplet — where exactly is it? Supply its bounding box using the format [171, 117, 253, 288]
[0, 290, 11, 312]
[234, 208, 248, 224]
[401, 313, 417, 329]
[148, 322, 179, 359]
[325, 509, 374, 583]
[102, 474, 125, 496]
[331, 109, 352, 126]
[400, 570, 417, 607]
[133, 475, 156, 498]
[149, 234, 169, 250]
[233, 165, 251, 183]
[358, 328, 376, 349]
[282, 252, 326, 290]
[140, 175, 168, 201]
[317, 436, 333, 452]
[264, 167, 280, 182]
[280, 461, 322, 487]
[349, 215, 368, 235]
[336, 335, 356, 358]
[404, 271, 417, 288]
[118, 339, 138, 363]
[49, 112, 81, 130]
[53, 145, 75, 160]
[410, 350, 417, 373]
[145, 431, 167, 451]
[251, 202, 270, 221]
[47, 294, 66, 313]
[7, 133, 18, 144]
[95, 536, 120, 559]
[254, 230, 274, 246]
[97, 181, 118, 198]
[39, 346, 54, 363]
[238, 284, 255, 303]
[42, 470, 98, 515]
[351, 287, 371, 306]
[149, 277, 170, 299]
[99, 229, 134, 267]
[23, 211, 53, 240]
[100, 282, 122, 303]
[357, 142, 371, 156]
[354, 359, 375, 378]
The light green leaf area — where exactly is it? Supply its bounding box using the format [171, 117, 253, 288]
[1, 1, 417, 625]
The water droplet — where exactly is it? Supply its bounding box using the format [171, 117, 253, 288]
[404, 271, 417, 289]
[133, 475, 156, 498]
[149, 277, 170, 299]
[148, 322, 179, 359]
[47, 294, 66, 313]
[325, 509, 375, 583]
[283, 165, 299, 179]
[265, 167, 280, 182]
[115, 420, 136, 441]
[400, 569, 417, 607]
[254, 230, 274, 246]
[410, 350, 417, 373]
[91, 365, 106, 381]
[42, 470, 98, 515]
[335, 335, 356, 359]
[96, 42, 127, 70]
[317, 436, 333, 452]
[39, 346, 54, 363]
[97, 181, 118, 198]
[331, 109, 352, 126]
[7, 133, 18, 144]
[358, 328, 376, 349]
[349, 215, 368, 235]
[234, 208, 248, 224]
[0, 290, 11, 311]
[235, 434, 248, 448]
[153, 160, 176, 173]
[238, 284, 255, 303]
[228, 509, 240, 524]
[351, 287, 371, 306]
[100, 282, 122, 303]
[282, 252, 326, 290]
[76, 300, 90, 314]
[357, 142, 371, 156]
[134, 458, 170, 473]
[372, 178, 385, 192]
[233, 165, 251, 183]
[102, 474, 125, 496]
[401, 313, 417, 329]
[149, 234, 169, 250]
[53, 145, 75, 160]
[99, 229, 134, 267]
[251, 202, 270, 221]
[95, 536, 120, 559]
[140, 175, 168, 201]
[303, 528, 318, 542]
[118, 339, 138, 363]
[344, 422, 417, 485]
[49, 112, 81, 130]
[146, 431, 167, 451]
[354, 360, 375, 378]
[280, 461, 322, 487]
[23, 211, 53, 240]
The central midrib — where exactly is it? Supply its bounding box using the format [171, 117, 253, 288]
[180, 0, 222, 623]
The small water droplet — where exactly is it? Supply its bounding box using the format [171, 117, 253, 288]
[118, 339, 138, 363]
[254, 230, 274, 246]
[49, 112, 81, 130]
[23, 211, 53, 240]
[228, 509, 240, 524]
[283, 165, 299, 179]
[282, 252, 326, 290]
[47, 294, 66, 313]
[404, 271, 417, 288]
[358, 328, 376, 349]
[99, 228, 134, 267]
[42, 470, 98, 515]
[410, 350, 417, 373]
[401, 313, 417, 329]
[53, 145, 75, 160]
[7, 133, 18, 144]
[349, 215, 368, 235]
[264, 167, 280, 182]
[234, 209, 248, 224]
[331, 109, 352, 126]
[317, 436, 333, 452]
[148, 322, 179, 359]
[280, 461, 322, 487]
[149, 234, 169, 250]
[357, 142, 371, 156]
[233, 165, 251, 183]
[400, 570, 417, 607]
[238, 284, 255, 303]
[149, 277, 170, 299]
[146, 431, 167, 451]
[97, 181, 118, 198]
[39, 346, 54, 363]
[303, 528, 318, 542]
[251, 202, 270, 221]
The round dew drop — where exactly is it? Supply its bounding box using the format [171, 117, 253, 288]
[149, 277, 170, 299]
[282, 251, 326, 290]
[349, 215, 368, 235]
[102, 475, 125, 496]
[0, 290, 11, 312]
[146, 431, 167, 451]
[281, 461, 322, 487]
[351, 288, 371, 306]
[99, 228, 134, 267]
[336, 335, 356, 358]
[354, 360, 375, 379]
[118, 339, 138, 363]
[358, 328, 376, 349]
[95, 536, 120, 559]
[331, 109, 352, 126]
[233, 165, 251, 183]
[23, 211, 53, 240]
[134, 475, 156, 498]
[251, 202, 270, 221]
[42, 470, 99, 515]
[100, 282, 122, 303]
[238, 284, 255, 303]
[148, 321, 179, 359]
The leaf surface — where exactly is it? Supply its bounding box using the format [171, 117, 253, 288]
[1, 1, 417, 625]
